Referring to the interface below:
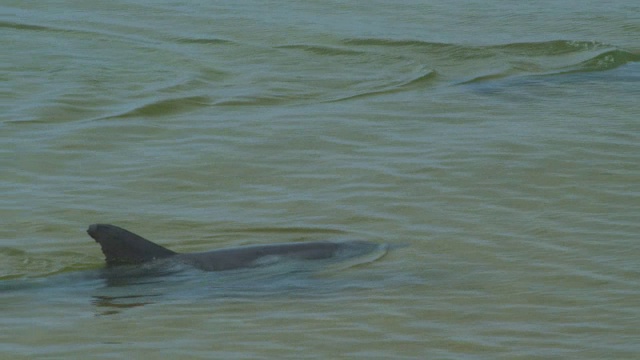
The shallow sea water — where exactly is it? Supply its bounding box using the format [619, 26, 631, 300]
[2, 1, 639, 358]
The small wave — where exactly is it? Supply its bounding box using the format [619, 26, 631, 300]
[494, 40, 611, 56]
[327, 68, 437, 103]
[0, 20, 52, 32]
[277, 44, 367, 56]
[213, 94, 304, 107]
[341, 38, 639, 85]
[342, 38, 456, 51]
[571, 49, 640, 72]
[342, 38, 612, 57]
[459, 44, 638, 85]
[174, 37, 234, 45]
[461, 48, 639, 86]
[112, 95, 210, 118]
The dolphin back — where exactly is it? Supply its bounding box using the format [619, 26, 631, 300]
[87, 224, 177, 265]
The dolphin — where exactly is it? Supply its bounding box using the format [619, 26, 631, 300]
[87, 224, 384, 271]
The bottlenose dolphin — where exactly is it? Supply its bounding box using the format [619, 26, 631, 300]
[87, 224, 384, 271]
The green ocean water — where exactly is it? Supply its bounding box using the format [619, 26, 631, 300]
[2, 1, 639, 358]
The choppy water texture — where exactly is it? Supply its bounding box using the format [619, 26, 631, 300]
[2, 0, 639, 358]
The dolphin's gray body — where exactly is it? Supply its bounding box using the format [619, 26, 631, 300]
[87, 224, 381, 271]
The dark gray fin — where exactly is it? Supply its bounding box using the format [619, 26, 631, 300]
[87, 224, 177, 266]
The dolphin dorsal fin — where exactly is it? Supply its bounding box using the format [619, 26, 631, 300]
[87, 224, 176, 265]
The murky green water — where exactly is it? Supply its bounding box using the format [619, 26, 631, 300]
[2, 1, 639, 358]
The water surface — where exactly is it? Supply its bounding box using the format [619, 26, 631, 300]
[2, 1, 639, 358]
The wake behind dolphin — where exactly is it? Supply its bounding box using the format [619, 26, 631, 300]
[87, 224, 387, 272]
